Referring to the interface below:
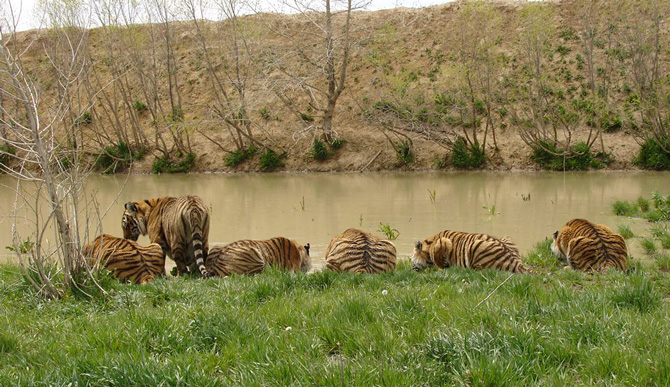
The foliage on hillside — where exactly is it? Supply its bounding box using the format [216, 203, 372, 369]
[2, 0, 669, 172]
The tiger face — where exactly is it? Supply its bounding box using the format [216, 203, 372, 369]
[122, 202, 145, 241]
[412, 240, 434, 271]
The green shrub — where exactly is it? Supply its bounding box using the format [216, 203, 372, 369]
[95, 142, 132, 174]
[169, 107, 184, 122]
[637, 197, 650, 212]
[617, 225, 634, 239]
[532, 141, 609, 170]
[395, 140, 413, 166]
[329, 137, 346, 149]
[655, 253, 670, 271]
[635, 138, 670, 170]
[152, 152, 196, 173]
[452, 137, 485, 169]
[259, 108, 270, 120]
[259, 149, 285, 171]
[612, 201, 636, 217]
[74, 111, 92, 127]
[311, 139, 330, 161]
[660, 235, 670, 250]
[300, 113, 314, 122]
[133, 101, 148, 112]
[225, 145, 257, 167]
[0, 144, 16, 170]
[641, 239, 656, 255]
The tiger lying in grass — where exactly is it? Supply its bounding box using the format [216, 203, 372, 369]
[412, 230, 529, 273]
[205, 237, 311, 276]
[551, 218, 628, 272]
[84, 234, 165, 284]
[324, 228, 397, 274]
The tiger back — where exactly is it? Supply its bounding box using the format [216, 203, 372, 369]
[412, 230, 529, 273]
[324, 228, 397, 274]
[84, 234, 165, 285]
[206, 237, 311, 276]
[551, 219, 628, 272]
[122, 195, 210, 277]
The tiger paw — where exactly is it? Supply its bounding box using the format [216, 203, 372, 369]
[200, 270, 211, 279]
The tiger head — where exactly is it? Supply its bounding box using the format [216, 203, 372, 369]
[551, 230, 569, 265]
[122, 202, 147, 241]
[413, 237, 453, 271]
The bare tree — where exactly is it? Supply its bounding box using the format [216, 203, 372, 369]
[184, 0, 267, 155]
[265, 0, 366, 142]
[0, 2, 101, 299]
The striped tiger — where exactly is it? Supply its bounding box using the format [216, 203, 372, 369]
[122, 195, 210, 277]
[412, 230, 529, 273]
[84, 234, 165, 285]
[206, 237, 311, 276]
[551, 218, 628, 272]
[324, 228, 397, 274]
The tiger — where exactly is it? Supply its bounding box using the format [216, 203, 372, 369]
[412, 230, 529, 273]
[551, 218, 628, 272]
[84, 234, 165, 285]
[122, 195, 210, 277]
[205, 237, 311, 276]
[324, 228, 397, 274]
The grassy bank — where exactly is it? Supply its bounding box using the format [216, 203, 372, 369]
[1, 242, 670, 385]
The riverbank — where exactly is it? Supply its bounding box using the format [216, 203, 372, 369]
[2, 242, 670, 384]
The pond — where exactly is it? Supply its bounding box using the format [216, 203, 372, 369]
[1, 171, 668, 269]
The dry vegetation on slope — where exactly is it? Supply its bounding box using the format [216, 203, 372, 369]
[2, 0, 669, 173]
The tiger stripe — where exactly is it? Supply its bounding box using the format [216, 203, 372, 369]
[551, 218, 628, 272]
[412, 230, 529, 273]
[206, 237, 311, 276]
[324, 228, 397, 274]
[84, 234, 165, 285]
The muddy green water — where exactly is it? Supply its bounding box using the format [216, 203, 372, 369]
[1, 171, 668, 269]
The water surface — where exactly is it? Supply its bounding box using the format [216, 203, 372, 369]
[1, 171, 668, 269]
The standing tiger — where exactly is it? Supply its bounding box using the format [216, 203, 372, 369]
[551, 218, 628, 272]
[324, 228, 397, 274]
[412, 230, 529, 273]
[206, 237, 311, 276]
[122, 195, 210, 277]
[84, 234, 165, 285]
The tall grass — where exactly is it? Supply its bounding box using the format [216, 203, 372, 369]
[1, 246, 670, 385]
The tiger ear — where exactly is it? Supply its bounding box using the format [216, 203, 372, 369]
[553, 231, 559, 240]
[304, 243, 310, 256]
[124, 202, 138, 213]
[414, 240, 423, 250]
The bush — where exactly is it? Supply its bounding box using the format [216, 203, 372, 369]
[329, 137, 346, 150]
[300, 113, 314, 122]
[0, 144, 16, 170]
[259, 108, 270, 120]
[395, 140, 413, 166]
[133, 101, 148, 112]
[74, 111, 92, 127]
[152, 152, 196, 173]
[259, 149, 285, 171]
[635, 138, 670, 170]
[617, 225, 634, 239]
[169, 107, 184, 122]
[225, 146, 257, 167]
[311, 139, 330, 161]
[452, 137, 485, 169]
[94, 142, 133, 174]
[611, 201, 637, 217]
[532, 141, 609, 170]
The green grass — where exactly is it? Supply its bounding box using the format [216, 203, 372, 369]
[641, 238, 657, 255]
[2, 246, 670, 385]
[617, 224, 634, 239]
